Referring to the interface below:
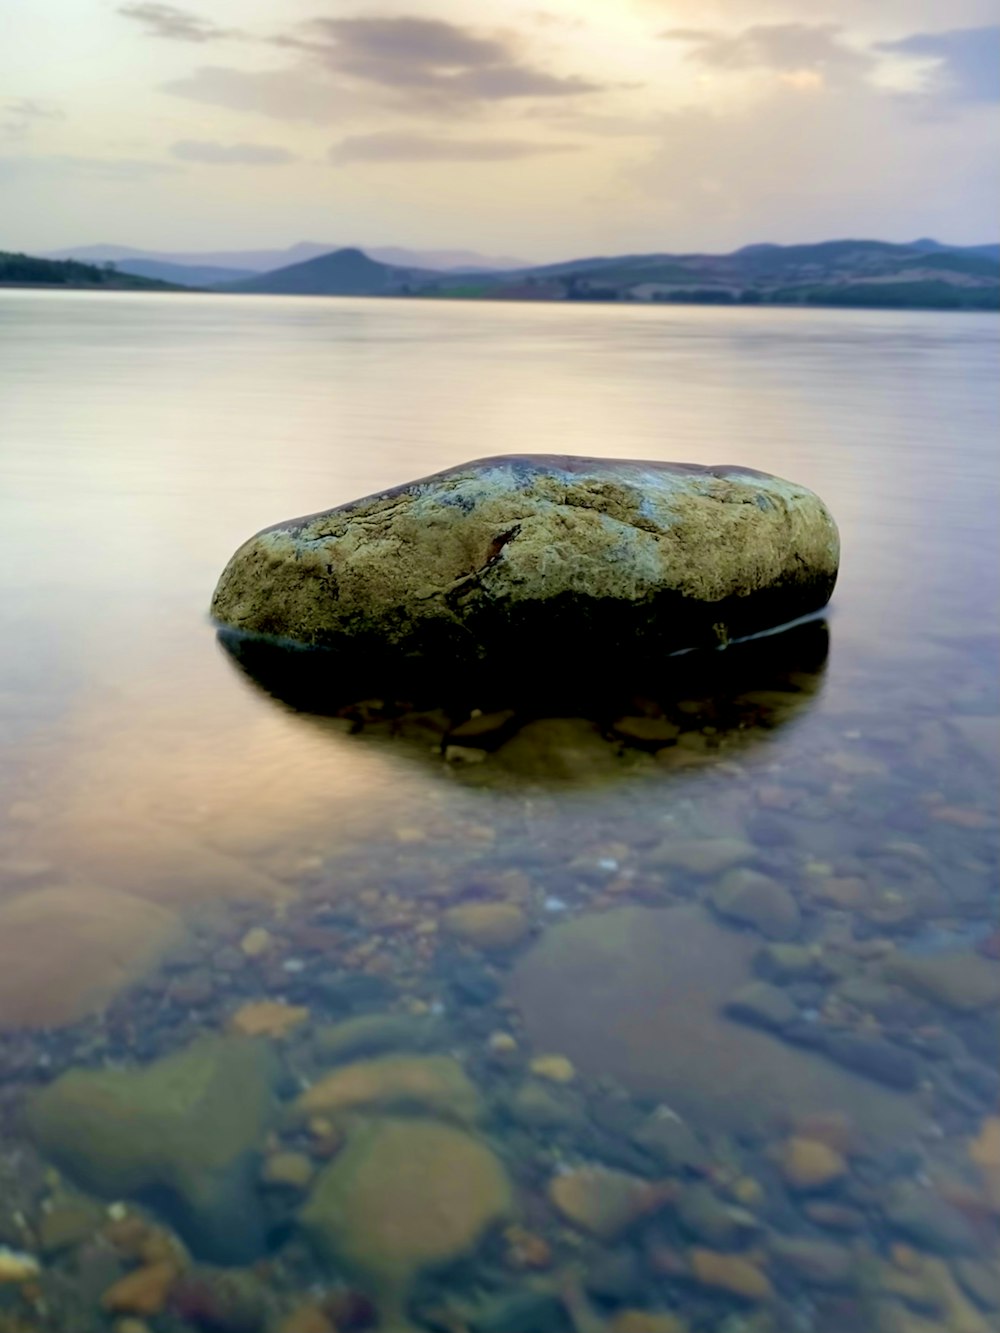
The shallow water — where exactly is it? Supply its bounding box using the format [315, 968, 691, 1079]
[0, 290, 997, 1332]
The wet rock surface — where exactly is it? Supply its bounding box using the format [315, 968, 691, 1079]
[211, 454, 839, 685]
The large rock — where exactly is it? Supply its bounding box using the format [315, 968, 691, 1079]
[28, 1037, 278, 1262]
[300, 1117, 512, 1326]
[211, 456, 838, 683]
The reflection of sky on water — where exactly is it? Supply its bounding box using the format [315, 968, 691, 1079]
[0, 292, 996, 925]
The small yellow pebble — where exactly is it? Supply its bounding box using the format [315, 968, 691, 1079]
[780, 1136, 847, 1190]
[239, 927, 272, 958]
[689, 1248, 773, 1301]
[730, 1176, 764, 1207]
[260, 1152, 315, 1191]
[0, 1247, 41, 1283]
[227, 1000, 309, 1039]
[529, 1054, 575, 1083]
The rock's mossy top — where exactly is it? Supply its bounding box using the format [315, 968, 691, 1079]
[211, 455, 838, 683]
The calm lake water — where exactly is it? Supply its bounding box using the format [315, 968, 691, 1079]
[0, 290, 997, 1331]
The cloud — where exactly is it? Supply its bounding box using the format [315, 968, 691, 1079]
[162, 65, 345, 122]
[877, 26, 1000, 103]
[170, 138, 295, 164]
[329, 132, 581, 162]
[279, 15, 603, 107]
[118, 3, 235, 43]
[4, 98, 63, 122]
[628, 76, 999, 249]
[160, 15, 603, 124]
[0, 154, 178, 180]
[663, 23, 870, 80]
[2, 98, 64, 138]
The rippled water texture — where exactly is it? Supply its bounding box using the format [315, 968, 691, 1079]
[0, 291, 997, 1332]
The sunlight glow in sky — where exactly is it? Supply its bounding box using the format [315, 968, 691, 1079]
[2, 0, 997, 258]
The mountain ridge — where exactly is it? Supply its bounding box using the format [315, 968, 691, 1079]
[212, 238, 1000, 312]
[10, 238, 999, 310]
[45, 241, 530, 275]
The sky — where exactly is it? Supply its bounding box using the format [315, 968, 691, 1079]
[1, 0, 998, 260]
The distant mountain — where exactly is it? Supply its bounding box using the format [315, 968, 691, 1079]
[114, 258, 256, 287]
[221, 247, 427, 296]
[366, 245, 528, 271]
[46, 241, 529, 274]
[449, 238, 999, 311]
[910, 237, 1000, 261]
[45, 242, 327, 271]
[15, 237, 999, 310]
[0, 250, 179, 291]
[226, 238, 998, 311]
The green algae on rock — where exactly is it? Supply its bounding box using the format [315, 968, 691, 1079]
[314, 1013, 446, 1064]
[28, 1037, 279, 1263]
[211, 455, 838, 684]
[300, 1117, 513, 1326]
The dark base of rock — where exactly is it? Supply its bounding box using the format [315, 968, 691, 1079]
[216, 615, 829, 727]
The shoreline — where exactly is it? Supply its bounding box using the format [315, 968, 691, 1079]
[1, 281, 997, 313]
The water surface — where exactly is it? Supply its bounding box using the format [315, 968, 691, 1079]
[0, 291, 997, 1331]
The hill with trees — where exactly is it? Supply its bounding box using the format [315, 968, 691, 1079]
[0, 251, 179, 291]
[216, 239, 999, 311]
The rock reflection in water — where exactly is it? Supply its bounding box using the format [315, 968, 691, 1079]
[215, 617, 829, 785]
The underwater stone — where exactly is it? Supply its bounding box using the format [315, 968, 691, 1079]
[548, 1166, 667, 1241]
[725, 981, 799, 1032]
[211, 454, 839, 682]
[291, 1054, 483, 1124]
[300, 1117, 512, 1325]
[314, 1013, 445, 1064]
[28, 1037, 278, 1263]
[0, 886, 183, 1031]
[442, 903, 530, 951]
[709, 867, 801, 940]
[509, 905, 923, 1139]
[883, 951, 1000, 1012]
